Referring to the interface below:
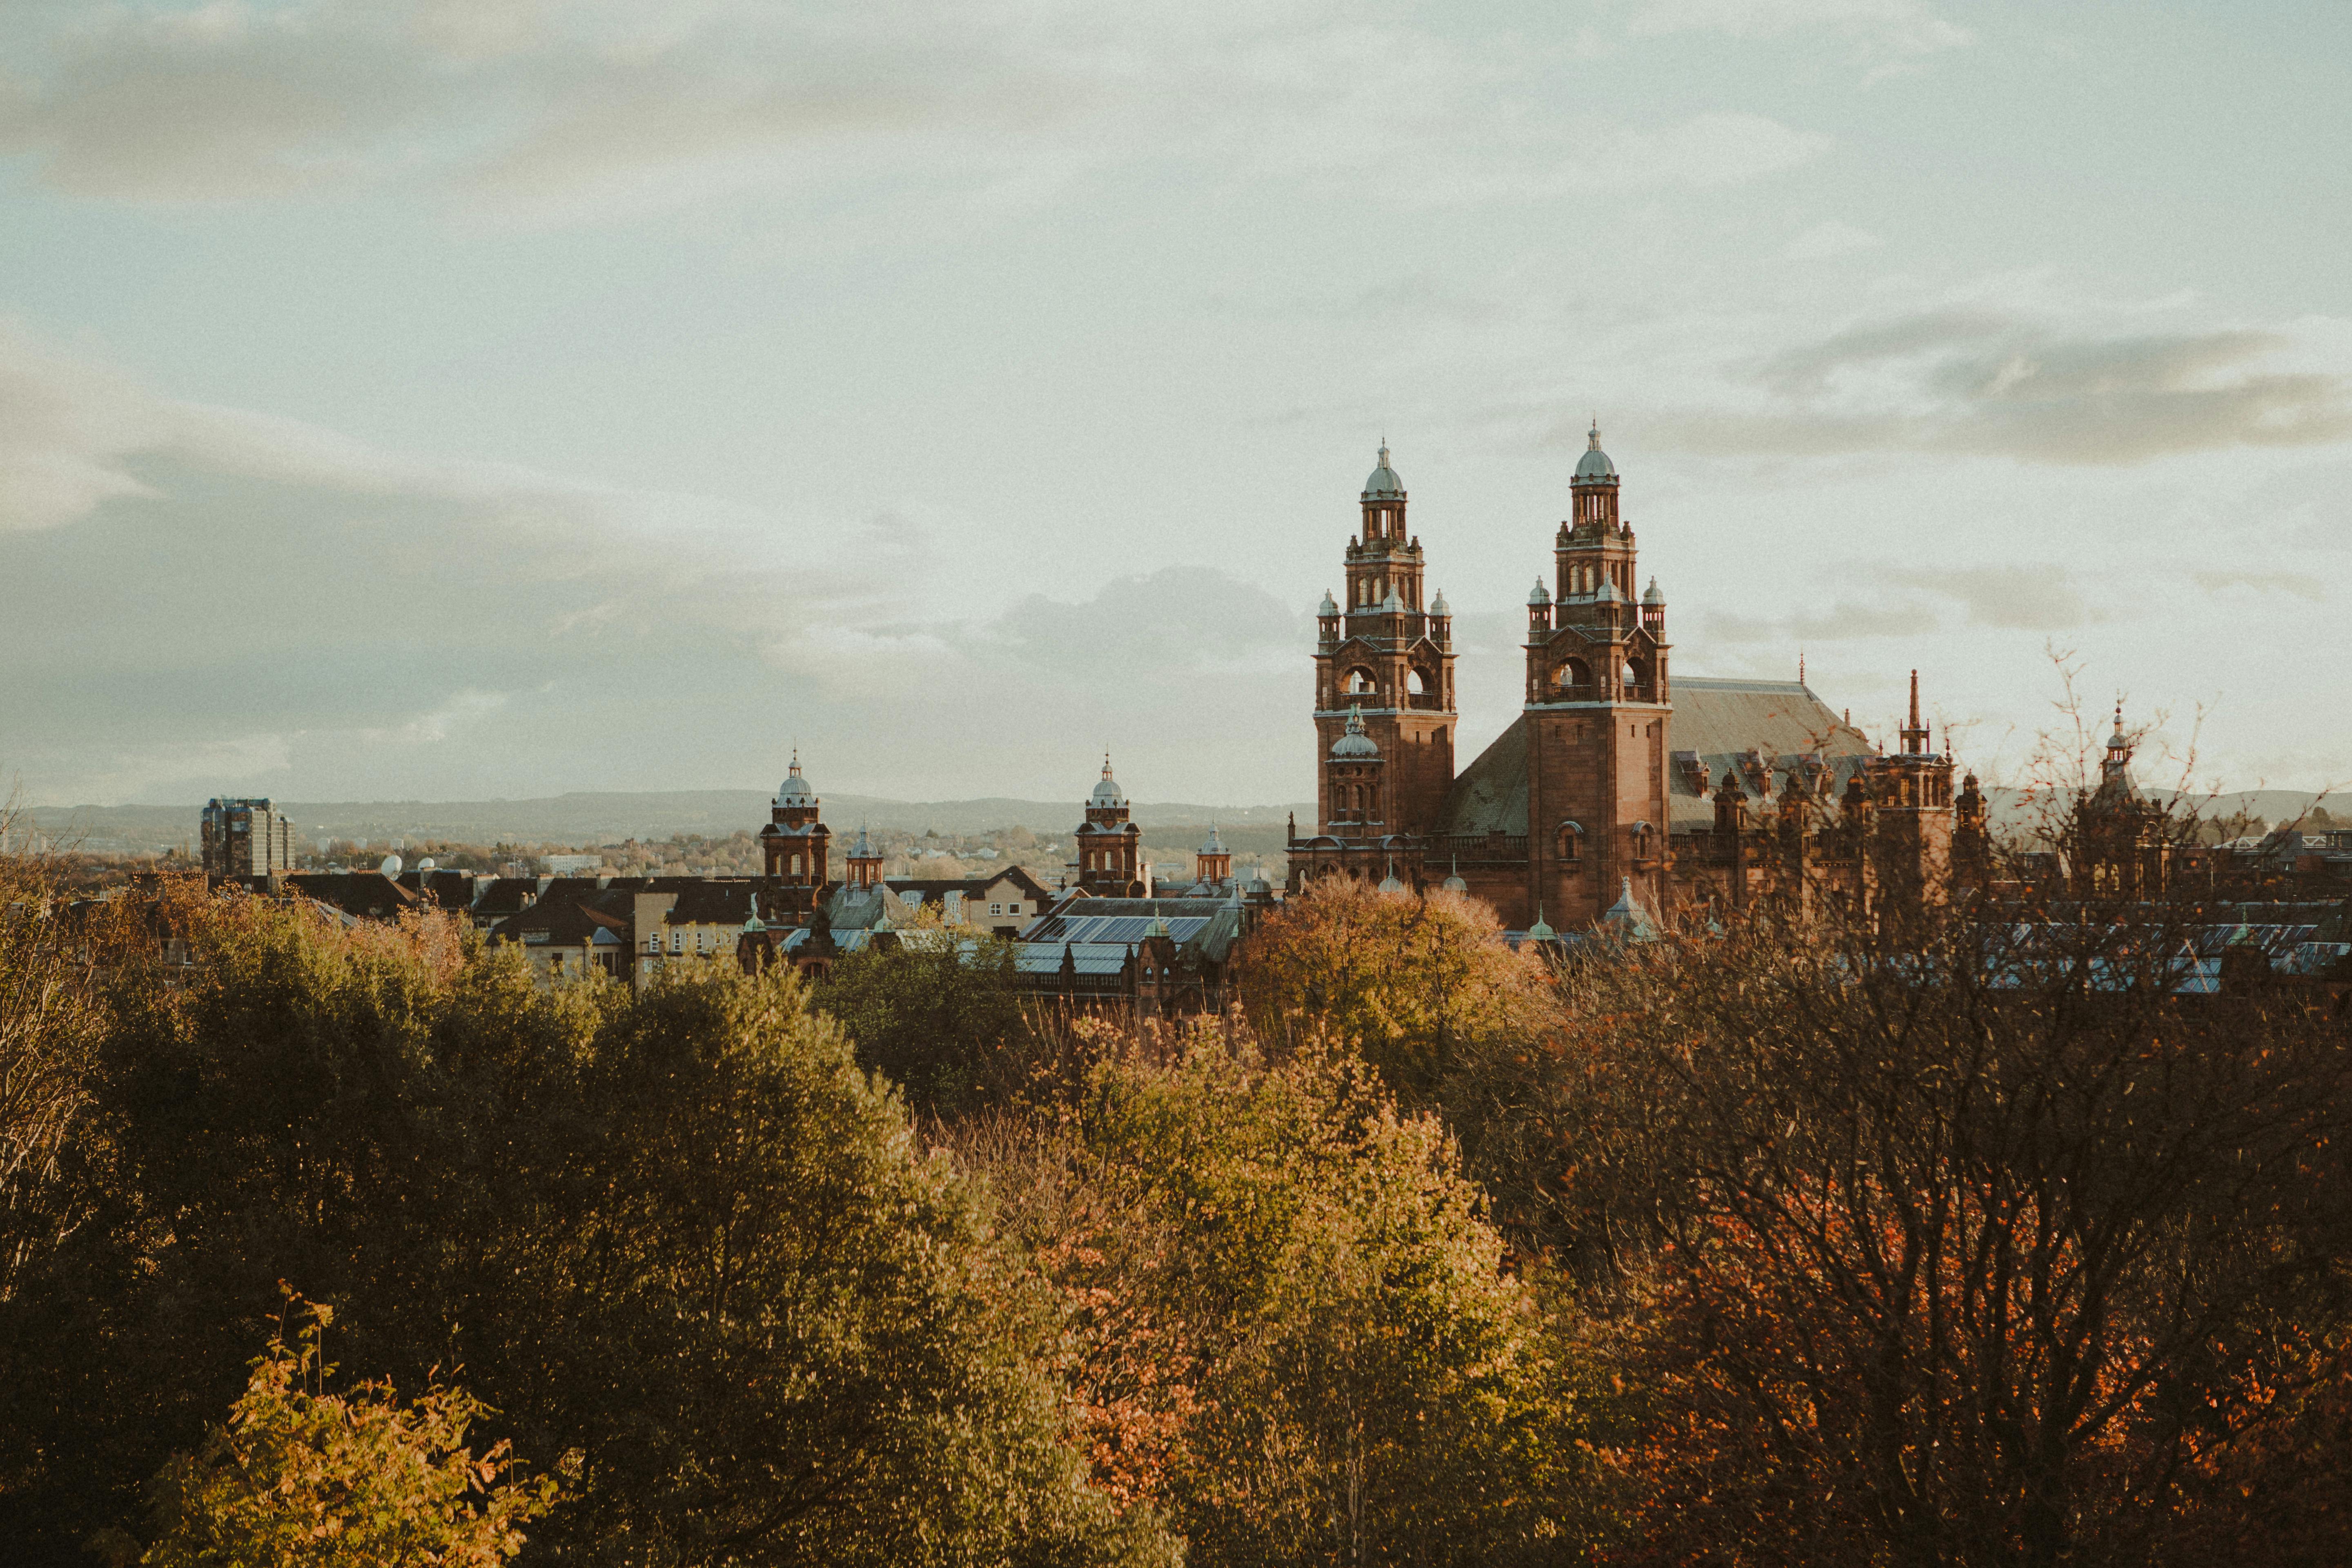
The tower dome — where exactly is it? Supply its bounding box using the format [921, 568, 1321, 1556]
[1574, 421, 1617, 481]
[1361, 442, 1404, 500]
[1330, 704, 1381, 759]
[1090, 755, 1128, 808]
[775, 751, 816, 805]
[1643, 576, 1665, 606]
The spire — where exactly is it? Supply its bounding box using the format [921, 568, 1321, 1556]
[1588, 418, 1601, 451]
[1900, 670, 1930, 757]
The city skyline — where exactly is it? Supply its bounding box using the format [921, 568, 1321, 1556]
[3, 1, 2348, 808]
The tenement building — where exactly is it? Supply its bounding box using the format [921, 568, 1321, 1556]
[1287, 429, 1986, 929]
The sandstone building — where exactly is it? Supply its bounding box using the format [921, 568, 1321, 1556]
[1287, 430, 1987, 928]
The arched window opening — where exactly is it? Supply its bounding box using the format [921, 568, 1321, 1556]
[1405, 668, 1427, 696]
[1345, 667, 1377, 695]
[1555, 658, 1592, 689]
[1558, 820, 1585, 861]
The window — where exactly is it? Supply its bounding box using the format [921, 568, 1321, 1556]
[1555, 658, 1591, 688]
[1405, 668, 1427, 695]
[1346, 667, 1376, 695]
[1558, 821, 1584, 861]
[989, 902, 1002, 916]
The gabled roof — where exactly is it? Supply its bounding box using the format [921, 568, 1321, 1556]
[1666, 678, 1871, 829]
[1436, 678, 1874, 836]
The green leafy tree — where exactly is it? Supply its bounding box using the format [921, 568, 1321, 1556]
[1235, 878, 1550, 1102]
[502, 966, 1174, 1566]
[978, 1031, 1610, 1566]
[813, 932, 1029, 1112]
[108, 1296, 557, 1567]
[0, 891, 1172, 1568]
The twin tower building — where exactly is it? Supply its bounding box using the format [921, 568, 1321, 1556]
[1287, 429, 1984, 931]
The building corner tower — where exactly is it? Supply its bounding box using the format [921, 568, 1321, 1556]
[1520, 424, 1673, 929]
[1312, 443, 1457, 841]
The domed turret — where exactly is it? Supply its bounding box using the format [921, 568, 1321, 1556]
[775, 750, 816, 805]
[1361, 442, 1404, 500]
[1574, 421, 1617, 481]
[1528, 577, 1552, 607]
[1430, 589, 1450, 616]
[1441, 855, 1467, 893]
[1643, 576, 1665, 606]
[1090, 756, 1128, 808]
[1319, 589, 1339, 616]
[1330, 704, 1381, 759]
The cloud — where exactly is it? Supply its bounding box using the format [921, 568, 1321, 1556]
[1704, 599, 1936, 645]
[1653, 310, 2352, 466]
[1879, 565, 2092, 630]
[0, 1, 1833, 222]
[1783, 219, 1883, 260]
[2192, 568, 2327, 601]
[0, 326, 1329, 805]
[972, 567, 1305, 680]
[1626, 0, 1970, 55]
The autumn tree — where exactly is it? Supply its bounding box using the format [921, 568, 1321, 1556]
[102, 1295, 558, 1567]
[1236, 877, 1551, 1101]
[0, 891, 1174, 1567]
[813, 929, 1029, 1112]
[1564, 889, 2352, 1568]
[971, 1028, 1610, 1566]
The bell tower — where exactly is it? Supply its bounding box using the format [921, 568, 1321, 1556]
[759, 751, 831, 887]
[1313, 443, 1457, 836]
[1074, 757, 1144, 896]
[1519, 425, 1673, 929]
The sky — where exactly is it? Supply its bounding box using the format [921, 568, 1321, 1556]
[3, 0, 2349, 810]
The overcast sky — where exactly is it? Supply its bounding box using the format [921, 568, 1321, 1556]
[3, 0, 2348, 810]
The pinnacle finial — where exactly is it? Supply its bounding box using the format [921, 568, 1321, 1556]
[1588, 417, 1601, 450]
[1909, 669, 1922, 728]
[1102, 751, 1114, 780]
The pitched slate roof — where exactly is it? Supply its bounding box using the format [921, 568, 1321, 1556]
[1665, 677, 1872, 829]
[664, 882, 757, 926]
[1436, 678, 1874, 836]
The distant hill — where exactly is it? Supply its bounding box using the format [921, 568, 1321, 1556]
[23, 790, 1320, 856]
[25, 785, 2341, 859]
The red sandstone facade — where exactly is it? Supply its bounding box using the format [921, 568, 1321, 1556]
[1288, 430, 1985, 931]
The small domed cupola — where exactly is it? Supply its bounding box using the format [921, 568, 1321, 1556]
[1090, 755, 1128, 808]
[775, 751, 816, 805]
[1361, 442, 1405, 500]
[1574, 421, 1617, 482]
[1528, 577, 1552, 606]
[1642, 576, 1665, 607]
[1430, 589, 1450, 616]
[1330, 704, 1381, 759]
[1319, 589, 1339, 616]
